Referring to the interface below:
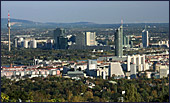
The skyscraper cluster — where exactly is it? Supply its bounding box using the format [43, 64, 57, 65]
[53, 28, 68, 49]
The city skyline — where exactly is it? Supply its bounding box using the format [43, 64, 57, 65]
[1, 1, 169, 24]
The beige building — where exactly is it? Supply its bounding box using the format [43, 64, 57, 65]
[85, 32, 97, 46]
[76, 32, 97, 46]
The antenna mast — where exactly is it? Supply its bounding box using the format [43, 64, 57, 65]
[121, 19, 123, 26]
[7, 11, 11, 51]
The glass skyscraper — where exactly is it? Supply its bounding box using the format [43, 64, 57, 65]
[142, 28, 149, 48]
[115, 25, 123, 57]
[53, 28, 68, 49]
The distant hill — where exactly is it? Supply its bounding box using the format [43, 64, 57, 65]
[1, 18, 99, 28]
[1, 18, 169, 29]
[1, 18, 45, 28]
[1, 18, 41, 24]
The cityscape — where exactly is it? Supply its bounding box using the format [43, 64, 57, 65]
[1, 1, 169, 102]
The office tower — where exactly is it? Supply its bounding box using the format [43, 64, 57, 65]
[59, 37, 68, 49]
[142, 26, 149, 48]
[76, 32, 96, 46]
[126, 36, 130, 45]
[76, 33, 86, 46]
[24, 39, 28, 48]
[85, 32, 96, 46]
[53, 28, 67, 49]
[115, 25, 123, 57]
[54, 28, 66, 37]
[46, 39, 53, 49]
[14, 38, 18, 48]
[109, 62, 125, 77]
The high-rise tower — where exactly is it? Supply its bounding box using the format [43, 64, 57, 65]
[142, 26, 149, 48]
[53, 28, 68, 49]
[85, 32, 96, 46]
[7, 11, 11, 51]
[76, 32, 97, 46]
[114, 20, 123, 57]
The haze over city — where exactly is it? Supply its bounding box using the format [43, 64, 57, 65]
[1, 1, 169, 24]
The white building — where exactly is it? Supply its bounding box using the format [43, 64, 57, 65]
[85, 32, 97, 46]
[127, 55, 146, 72]
[109, 62, 125, 77]
[24, 39, 28, 48]
[32, 39, 37, 48]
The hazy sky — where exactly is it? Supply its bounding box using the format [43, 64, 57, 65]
[1, 1, 169, 24]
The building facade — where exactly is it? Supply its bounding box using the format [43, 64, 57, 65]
[85, 32, 96, 46]
[142, 29, 149, 48]
[115, 25, 123, 57]
[109, 62, 125, 77]
[53, 28, 67, 49]
[76, 32, 97, 46]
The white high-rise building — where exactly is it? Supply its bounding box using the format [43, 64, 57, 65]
[127, 56, 131, 71]
[127, 55, 146, 72]
[142, 29, 149, 48]
[32, 39, 37, 48]
[24, 39, 28, 48]
[85, 32, 96, 46]
[166, 40, 169, 47]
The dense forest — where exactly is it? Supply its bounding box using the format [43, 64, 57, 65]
[1, 76, 169, 102]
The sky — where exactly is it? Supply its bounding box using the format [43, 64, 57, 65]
[1, 1, 169, 24]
